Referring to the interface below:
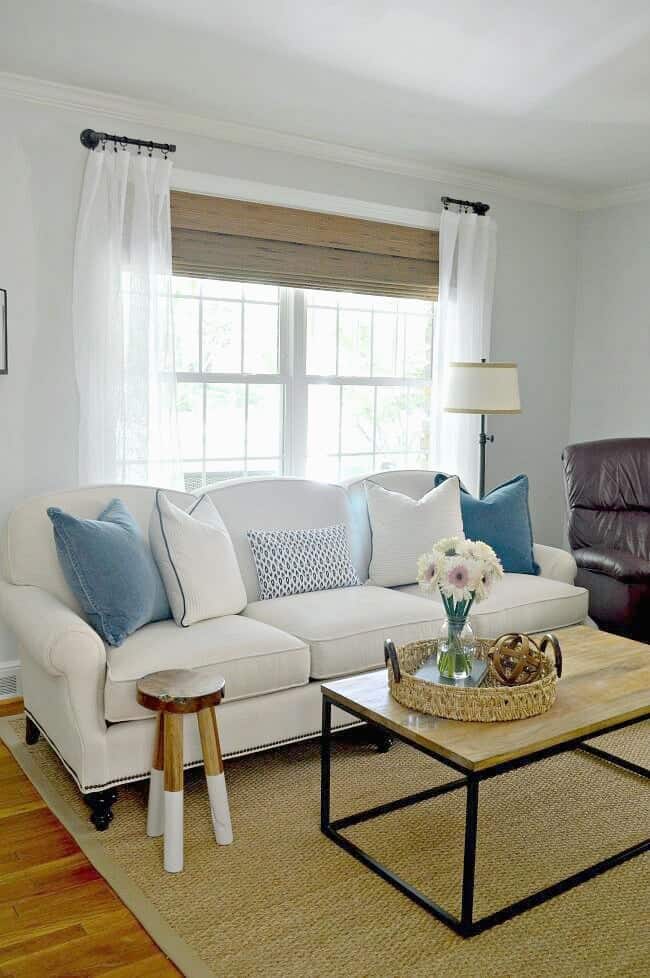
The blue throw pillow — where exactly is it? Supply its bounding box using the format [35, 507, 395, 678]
[48, 498, 171, 646]
[434, 474, 540, 575]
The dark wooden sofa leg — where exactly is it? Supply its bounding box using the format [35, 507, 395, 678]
[25, 716, 40, 745]
[85, 789, 118, 831]
[368, 724, 394, 753]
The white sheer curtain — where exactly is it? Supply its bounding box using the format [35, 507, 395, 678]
[430, 208, 497, 494]
[72, 148, 181, 488]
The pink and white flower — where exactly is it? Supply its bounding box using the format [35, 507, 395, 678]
[447, 563, 469, 589]
[417, 538, 503, 609]
[416, 551, 439, 588]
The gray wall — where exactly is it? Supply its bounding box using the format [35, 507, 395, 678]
[0, 95, 579, 661]
[571, 203, 650, 444]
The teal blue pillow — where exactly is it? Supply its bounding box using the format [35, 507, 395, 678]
[48, 498, 171, 646]
[434, 474, 540, 575]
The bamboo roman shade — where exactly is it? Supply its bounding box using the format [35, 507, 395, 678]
[171, 192, 438, 300]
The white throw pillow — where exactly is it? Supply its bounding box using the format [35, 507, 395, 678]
[149, 491, 247, 626]
[366, 477, 464, 587]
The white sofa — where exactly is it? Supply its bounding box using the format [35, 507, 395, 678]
[0, 469, 588, 825]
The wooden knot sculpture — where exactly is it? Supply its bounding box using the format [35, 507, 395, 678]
[489, 633, 562, 686]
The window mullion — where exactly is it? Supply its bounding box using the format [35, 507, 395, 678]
[286, 288, 308, 478]
[201, 382, 207, 490]
[337, 385, 343, 481]
[243, 383, 249, 475]
[371, 385, 378, 469]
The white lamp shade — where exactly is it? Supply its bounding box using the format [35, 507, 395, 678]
[443, 362, 521, 414]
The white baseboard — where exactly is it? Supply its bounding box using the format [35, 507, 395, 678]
[0, 660, 21, 700]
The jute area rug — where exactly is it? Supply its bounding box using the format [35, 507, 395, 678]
[1, 716, 648, 978]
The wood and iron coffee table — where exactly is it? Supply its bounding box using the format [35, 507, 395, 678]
[320, 626, 650, 937]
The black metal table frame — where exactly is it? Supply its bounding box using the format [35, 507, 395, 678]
[320, 695, 650, 938]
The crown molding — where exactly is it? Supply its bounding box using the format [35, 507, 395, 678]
[0, 70, 589, 210]
[4, 70, 644, 213]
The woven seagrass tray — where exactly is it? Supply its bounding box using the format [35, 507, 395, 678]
[387, 637, 559, 722]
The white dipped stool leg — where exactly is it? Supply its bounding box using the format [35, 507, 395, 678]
[198, 707, 233, 845]
[164, 791, 184, 872]
[146, 714, 165, 838]
[163, 712, 184, 872]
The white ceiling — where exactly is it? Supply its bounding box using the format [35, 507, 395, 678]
[3, 0, 650, 194]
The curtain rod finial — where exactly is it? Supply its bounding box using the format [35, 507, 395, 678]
[80, 129, 100, 150]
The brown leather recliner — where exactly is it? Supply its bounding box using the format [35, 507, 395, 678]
[563, 438, 650, 641]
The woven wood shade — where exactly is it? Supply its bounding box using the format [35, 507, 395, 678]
[171, 192, 438, 300]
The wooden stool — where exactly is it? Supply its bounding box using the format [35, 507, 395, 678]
[136, 668, 233, 873]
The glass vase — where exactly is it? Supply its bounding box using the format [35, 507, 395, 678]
[437, 615, 476, 680]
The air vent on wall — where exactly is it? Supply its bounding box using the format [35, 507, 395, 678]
[0, 662, 21, 700]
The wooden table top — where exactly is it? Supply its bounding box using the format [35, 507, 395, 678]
[321, 626, 650, 772]
[136, 667, 226, 714]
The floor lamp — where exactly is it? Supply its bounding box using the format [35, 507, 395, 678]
[443, 361, 521, 498]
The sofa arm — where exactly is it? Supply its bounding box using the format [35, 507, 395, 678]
[0, 581, 106, 679]
[0, 581, 111, 790]
[533, 544, 577, 585]
[573, 547, 650, 586]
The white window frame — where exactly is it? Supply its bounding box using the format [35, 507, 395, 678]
[290, 290, 434, 481]
[174, 283, 287, 485]
[174, 280, 434, 487]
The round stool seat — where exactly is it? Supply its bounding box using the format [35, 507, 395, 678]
[136, 667, 226, 714]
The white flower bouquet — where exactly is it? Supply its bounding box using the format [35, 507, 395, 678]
[417, 537, 503, 678]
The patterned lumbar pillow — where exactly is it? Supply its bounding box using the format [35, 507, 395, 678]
[149, 490, 247, 626]
[247, 524, 360, 601]
[365, 476, 464, 587]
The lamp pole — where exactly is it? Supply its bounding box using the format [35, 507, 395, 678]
[478, 358, 494, 499]
[478, 413, 494, 499]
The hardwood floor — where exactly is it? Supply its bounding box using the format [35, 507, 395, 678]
[0, 700, 180, 977]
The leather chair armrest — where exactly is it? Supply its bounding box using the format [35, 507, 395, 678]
[532, 543, 577, 584]
[573, 547, 650, 586]
[0, 581, 106, 678]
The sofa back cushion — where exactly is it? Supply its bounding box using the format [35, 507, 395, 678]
[3, 470, 461, 612]
[203, 478, 356, 603]
[563, 438, 650, 561]
[343, 469, 453, 582]
[2, 485, 194, 613]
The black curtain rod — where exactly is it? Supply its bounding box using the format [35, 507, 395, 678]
[80, 128, 176, 154]
[441, 196, 489, 215]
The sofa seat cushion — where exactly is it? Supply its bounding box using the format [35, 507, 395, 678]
[243, 585, 444, 680]
[105, 615, 310, 722]
[396, 574, 588, 638]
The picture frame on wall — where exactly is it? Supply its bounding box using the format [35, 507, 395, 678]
[0, 289, 6, 375]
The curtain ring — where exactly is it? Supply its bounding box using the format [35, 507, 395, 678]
[148, 141, 154, 158]
[101, 138, 106, 152]
[121, 137, 128, 152]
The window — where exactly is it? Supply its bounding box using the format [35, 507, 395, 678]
[173, 277, 435, 491]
